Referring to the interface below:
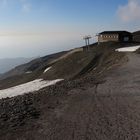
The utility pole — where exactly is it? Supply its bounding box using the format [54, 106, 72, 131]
[83, 35, 92, 51]
[96, 33, 100, 45]
[84, 37, 88, 46]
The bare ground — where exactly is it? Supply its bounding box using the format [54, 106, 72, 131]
[0, 53, 140, 140]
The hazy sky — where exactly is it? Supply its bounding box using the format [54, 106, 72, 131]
[0, 0, 140, 58]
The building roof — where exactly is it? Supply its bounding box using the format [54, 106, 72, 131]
[99, 31, 132, 35]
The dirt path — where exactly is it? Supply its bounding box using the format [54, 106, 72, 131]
[39, 53, 140, 140]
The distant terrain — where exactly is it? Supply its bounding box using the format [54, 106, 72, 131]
[0, 51, 67, 83]
[0, 57, 33, 74]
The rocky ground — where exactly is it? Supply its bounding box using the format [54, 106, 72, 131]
[0, 52, 140, 140]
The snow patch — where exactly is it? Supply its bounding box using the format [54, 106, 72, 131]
[0, 79, 63, 99]
[44, 67, 52, 73]
[116, 46, 140, 52]
[25, 71, 32, 74]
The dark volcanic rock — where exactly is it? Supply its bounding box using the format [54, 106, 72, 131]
[0, 95, 40, 130]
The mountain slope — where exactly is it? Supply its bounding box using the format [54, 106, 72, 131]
[0, 44, 125, 90]
[1, 44, 138, 139]
[0, 51, 67, 79]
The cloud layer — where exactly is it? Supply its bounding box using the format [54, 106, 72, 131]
[117, 0, 140, 22]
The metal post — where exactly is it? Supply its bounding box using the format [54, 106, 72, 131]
[96, 33, 100, 46]
[85, 39, 87, 46]
[87, 38, 90, 50]
[83, 35, 92, 51]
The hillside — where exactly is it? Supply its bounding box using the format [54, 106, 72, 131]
[0, 41, 139, 90]
[0, 51, 68, 79]
[0, 43, 125, 90]
[0, 42, 140, 139]
[0, 51, 68, 89]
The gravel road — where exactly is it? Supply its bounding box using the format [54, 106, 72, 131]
[41, 53, 140, 140]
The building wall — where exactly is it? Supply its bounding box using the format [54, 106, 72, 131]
[133, 35, 140, 42]
[98, 34, 119, 43]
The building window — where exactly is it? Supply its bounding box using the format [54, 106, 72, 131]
[124, 37, 129, 42]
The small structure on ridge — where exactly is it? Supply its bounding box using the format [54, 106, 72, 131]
[97, 31, 133, 44]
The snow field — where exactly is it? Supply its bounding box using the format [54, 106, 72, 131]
[0, 79, 63, 99]
[116, 45, 140, 52]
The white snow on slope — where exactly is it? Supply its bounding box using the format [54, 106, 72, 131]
[0, 79, 63, 99]
[44, 67, 52, 73]
[116, 46, 140, 52]
[25, 71, 32, 74]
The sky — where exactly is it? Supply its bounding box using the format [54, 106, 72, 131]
[0, 0, 140, 58]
